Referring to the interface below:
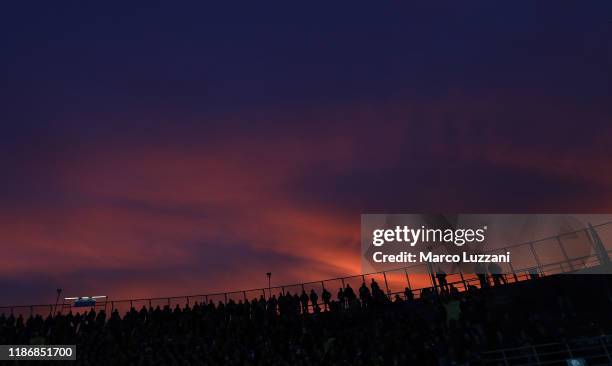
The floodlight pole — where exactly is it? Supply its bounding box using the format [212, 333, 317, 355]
[266, 272, 272, 299]
[53, 288, 62, 315]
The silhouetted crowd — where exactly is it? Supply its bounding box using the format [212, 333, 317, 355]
[1, 275, 611, 366]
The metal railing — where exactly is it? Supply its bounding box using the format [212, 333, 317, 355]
[2, 221, 611, 318]
[481, 335, 612, 366]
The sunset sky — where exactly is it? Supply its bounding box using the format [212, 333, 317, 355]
[1, 2, 611, 305]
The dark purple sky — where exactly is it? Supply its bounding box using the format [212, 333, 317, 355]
[1, 2, 611, 305]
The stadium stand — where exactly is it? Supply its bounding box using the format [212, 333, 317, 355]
[1, 273, 611, 366]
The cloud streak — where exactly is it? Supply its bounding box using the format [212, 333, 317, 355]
[1, 92, 611, 305]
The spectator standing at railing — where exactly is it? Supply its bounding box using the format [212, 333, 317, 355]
[322, 287, 331, 311]
[449, 284, 460, 298]
[370, 278, 381, 293]
[370, 278, 387, 304]
[344, 284, 356, 309]
[2, 274, 612, 365]
[278, 292, 287, 316]
[474, 262, 489, 289]
[300, 290, 309, 314]
[290, 292, 299, 315]
[258, 295, 267, 314]
[309, 289, 319, 312]
[337, 287, 345, 309]
[436, 267, 449, 293]
[488, 263, 507, 286]
[267, 295, 278, 316]
[421, 287, 434, 302]
[404, 287, 414, 302]
[359, 282, 372, 308]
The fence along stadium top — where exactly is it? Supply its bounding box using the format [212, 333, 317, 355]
[1, 220, 611, 316]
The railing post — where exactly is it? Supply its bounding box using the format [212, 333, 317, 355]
[9, 223, 612, 323]
[556, 236, 574, 271]
[529, 243, 543, 275]
[382, 271, 390, 295]
[565, 343, 574, 358]
[588, 223, 611, 266]
[508, 261, 519, 282]
[404, 268, 411, 289]
[532, 345, 541, 365]
[459, 271, 468, 291]
[501, 350, 509, 366]
[601, 337, 612, 364]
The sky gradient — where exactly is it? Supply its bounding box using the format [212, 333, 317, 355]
[1, 1, 611, 305]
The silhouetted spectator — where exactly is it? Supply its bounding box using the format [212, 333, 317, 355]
[371, 278, 381, 293]
[293, 292, 301, 314]
[337, 287, 345, 309]
[449, 284, 460, 297]
[436, 267, 449, 292]
[309, 289, 319, 312]
[404, 287, 414, 302]
[1, 267, 608, 366]
[359, 282, 372, 308]
[300, 290, 309, 314]
[474, 262, 489, 289]
[322, 287, 332, 310]
[488, 262, 507, 286]
[370, 278, 386, 303]
[421, 287, 434, 301]
[279, 291, 289, 316]
[268, 294, 278, 315]
[344, 284, 356, 308]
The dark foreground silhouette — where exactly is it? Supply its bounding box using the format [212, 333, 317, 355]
[1, 275, 611, 366]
